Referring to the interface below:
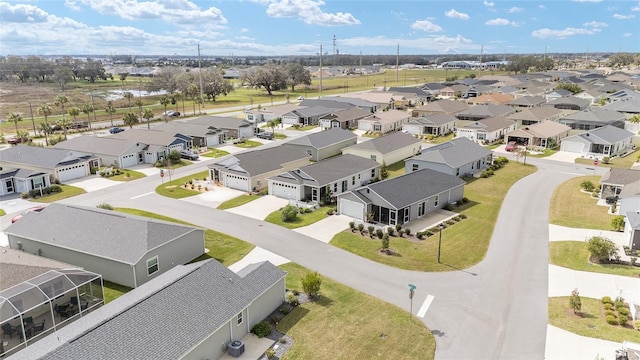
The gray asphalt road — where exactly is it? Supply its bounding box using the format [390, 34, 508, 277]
[54, 155, 606, 359]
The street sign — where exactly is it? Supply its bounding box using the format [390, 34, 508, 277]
[160, 169, 165, 178]
[408, 283, 416, 290]
[594, 159, 599, 166]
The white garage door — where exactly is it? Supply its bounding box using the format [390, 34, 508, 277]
[121, 153, 137, 168]
[339, 199, 364, 220]
[58, 164, 88, 182]
[561, 140, 584, 153]
[270, 182, 295, 199]
[224, 174, 249, 192]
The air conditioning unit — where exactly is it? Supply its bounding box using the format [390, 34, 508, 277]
[228, 340, 245, 358]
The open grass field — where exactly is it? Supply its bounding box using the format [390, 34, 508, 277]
[549, 297, 640, 343]
[278, 262, 435, 360]
[549, 241, 640, 278]
[548, 176, 613, 230]
[332, 162, 537, 271]
[30, 184, 86, 203]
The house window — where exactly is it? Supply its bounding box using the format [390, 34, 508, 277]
[333, 183, 338, 192]
[237, 312, 243, 325]
[352, 176, 356, 185]
[434, 195, 439, 207]
[418, 202, 426, 217]
[306, 149, 313, 157]
[456, 168, 460, 176]
[146, 256, 159, 276]
[412, 164, 419, 172]
[370, 155, 377, 161]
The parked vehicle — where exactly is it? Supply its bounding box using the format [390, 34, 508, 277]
[11, 206, 46, 223]
[7, 136, 29, 145]
[505, 141, 518, 152]
[179, 150, 199, 160]
[109, 127, 125, 134]
[256, 132, 274, 140]
[163, 111, 180, 117]
[296, 96, 304, 100]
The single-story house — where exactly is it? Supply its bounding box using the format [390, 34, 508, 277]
[305, 97, 377, 113]
[318, 108, 371, 130]
[4, 204, 205, 288]
[455, 117, 517, 144]
[209, 146, 310, 192]
[111, 129, 192, 163]
[405, 137, 492, 177]
[505, 95, 547, 109]
[0, 167, 51, 197]
[155, 122, 227, 147]
[544, 88, 574, 102]
[245, 103, 301, 123]
[341, 131, 422, 165]
[53, 136, 151, 168]
[189, 116, 255, 140]
[544, 96, 590, 111]
[411, 99, 469, 118]
[337, 168, 465, 226]
[558, 108, 626, 130]
[358, 109, 411, 133]
[506, 106, 565, 126]
[624, 210, 640, 251]
[387, 87, 432, 104]
[14, 259, 286, 360]
[267, 154, 379, 203]
[467, 92, 515, 106]
[283, 128, 357, 162]
[339, 92, 396, 110]
[402, 113, 457, 136]
[0, 146, 97, 183]
[281, 106, 336, 126]
[599, 168, 640, 209]
[504, 121, 571, 149]
[560, 126, 635, 157]
[455, 104, 516, 122]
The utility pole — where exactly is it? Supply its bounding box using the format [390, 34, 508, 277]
[28, 101, 36, 135]
[332, 35, 336, 66]
[319, 44, 323, 96]
[395, 44, 399, 82]
[198, 44, 205, 109]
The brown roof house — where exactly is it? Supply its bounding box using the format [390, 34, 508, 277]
[504, 121, 571, 149]
[357, 110, 411, 134]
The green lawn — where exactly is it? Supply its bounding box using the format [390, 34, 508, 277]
[0, 209, 5, 216]
[115, 208, 254, 267]
[217, 194, 261, 210]
[233, 139, 262, 148]
[201, 149, 230, 158]
[289, 125, 317, 131]
[109, 169, 146, 181]
[331, 162, 537, 271]
[103, 281, 132, 304]
[30, 185, 86, 203]
[385, 161, 405, 179]
[278, 263, 435, 360]
[575, 150, 640, 169]
[526, 149, 557, 158]
[550, 241, 640, 277]
[427, 133, 455, 144]
[155, 170, 209, 199]
[274, 133, 287, 139]
[156, 160, 192, 169]
[265, 206, 333, 229]
[549, 297, 640, 343]
[549, 176, 613, 230]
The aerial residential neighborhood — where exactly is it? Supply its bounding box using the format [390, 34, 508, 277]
[1, 1, 640, 359]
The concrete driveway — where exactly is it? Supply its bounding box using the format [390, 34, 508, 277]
[225, 195, 288, 220]
[293, 214, 352, 243]
[180, 185, 245, 208]
[64, 177, 120, 192]
[227, 246, 290, 273]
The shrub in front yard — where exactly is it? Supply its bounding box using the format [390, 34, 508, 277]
[619, 314, 629, 326]
[251, 320, 272, 338]
[604, 303, 613, 310]
[404, 228, 411, 236]
[367, 225, 375, 237]
[349, 222, 355, 232]
[381, 233, 390, 250]
[581, 180, 595, 192]
[387, 227, 395, 236]
[606, 315, 618, 325]
[286, 292, 299, 306]
[602, 296, 613, 305]
[281, 205, 298, 222]
[357, 223, 364, 234]
[376, 229, 384, 239]
[301, 272, 322, 299]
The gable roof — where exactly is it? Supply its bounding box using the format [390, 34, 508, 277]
[285, 128, 356, 149]
[459, 116, 515, 132]
[111, 128, 189, 146]
[189, 116, 253, 129]
[414, 99, 469, 114]
[507, 121, 571, 139]
[362, 109, 410, 124]
[320, 108, 371, 123]
[354, 168, 465, 209]
[545, 96, 590, 108]
[603, 97, 640, 113]
[506, 107, 564, 122]
[4, 204, 201, 265]
[343, 131, 421, 155]
[506, 96, 547, 107]
[565, 125, 634, 145]
[468, 92, 515, 105]
[246, 103, 301, 117]
[271, 154, 378, 187]
[0, 146, 94, 169]
[560, 108, 626, 123]
[54, 136, 138, 156]
[410, 137, 491, 168]
[26, 259, 286, 360]
[456, 104, 515, 119]
[212, 146, 310, 177]
[407, 113, 457, 126]
[0, 247, 74, 291]
[600, 168, 640, 186]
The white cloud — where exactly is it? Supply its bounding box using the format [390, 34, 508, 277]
[573, 0, 602, 2]
[410, 19, 443, 32]
[339, 34, 475, 54]
[485, 18, 517, 26]
[0, 2, 49, 23]
[531, 27, 600, 39]
[623, 32, 632, 37]
[539, 5, 546, 9]
[265, 0, 360, 26]
[235, 35, 255, 41]
[583, 21, 608, 27]
[613, 13, 636, 19]
[633, 2, 640, 11]
[483, 1, 494, 7]
[64, 1, 81, 11]
[240, 28, 249, 33]
[508, 7, 524, 13]
[445, 9, 470, 20]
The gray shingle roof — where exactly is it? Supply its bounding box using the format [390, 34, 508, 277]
[32, 259, 286, 360]
[0, 146, 94, 169]
[285, 128, 356, 149]
[4, 204, 201, 265]
[600, 168, 640, 186]
[568, 125, 634, 144]
[211, 146, 310, 177]
[343, 131, 421, 155]
[560, 108, 625, 123]
[410, 113, 458, 126]
[456, 104, 515, 119]
[111, 129, 187, 146]
[414, 99, 469, 114]
[0, 247, 74, 291]
[272, 154, 378, 187]
[355, 168, 465, 209]
[410, 137, 491, 168]
[189, 116, 253, 129]
[506, 96, 547, 107]
[459, 116, 516, 133]
[54, 136, 138, 156]
[506, 107, 563, 122]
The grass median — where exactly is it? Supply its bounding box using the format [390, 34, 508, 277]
[550, 241, 640, 278]
[217, 194, 261, 210]
[155, 170, 209, 199]
[549, 176, 612, 230]
[265, 206, 333, 229]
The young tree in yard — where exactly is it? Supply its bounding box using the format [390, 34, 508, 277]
[104, 102, 116, 127]
[68, 106, 80, 127]
[56, 117, 71, 140]
[142, 108, 154, 129]
[159, 96, 170, 121]
[611, 216, 625, 231]
[381, 233, 390, 250]
[267, 119, 278, 134]
[301, 272, 322, 299]
[167, 149, 181, 164]
[54, 95, 69, 120]
[380, 161, 389, 180]
[39, 122, 51, 146]
[122, 112, 138, 129]
[586, 236, 618, 263]
[569, 288, 582, 315]
[281, 205, 298, 222]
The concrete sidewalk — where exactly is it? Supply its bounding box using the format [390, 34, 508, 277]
[548, 264, 639, 300]
[545, 325, 621, 360]
[227, 246, 290, 273]
[549, 224, 627, 245]
[293, 214, 352, 243]
[225, 195, 288, 221]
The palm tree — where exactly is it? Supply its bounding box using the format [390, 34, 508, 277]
[142, 108, 154, 129]
[123, 112, 138, 129]
[39, 122, 51, 146]
[38, 104, 52, 145]
[267, 119, 277, 134]
[81, 104, 94, 129]
[187, 84, 199, 115]
[159, 96, 170, 122]
[123, 92, 134, 111]
[68, 107, 80, 127]
[135, 99, 143, 122]
[56, 117, 72, 140]
[54, 95, 69, 121]
[105, 101, 117, 127]
[8, 112, 22, 135]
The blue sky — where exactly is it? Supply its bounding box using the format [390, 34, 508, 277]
[0, 0, 638, 57]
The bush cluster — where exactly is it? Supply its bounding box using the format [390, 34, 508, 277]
[286, 292, 299, 306]
[251, 320, 272, 338]
[24, 185, 62, 199]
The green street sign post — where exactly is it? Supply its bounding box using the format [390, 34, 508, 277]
[408, 284, 416, 316]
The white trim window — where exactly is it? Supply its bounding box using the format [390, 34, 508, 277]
[434, 195, 440, 207]
[146, 256, 159, 276]
[237, 312, 243, 325]
[418, 202, 426, 217]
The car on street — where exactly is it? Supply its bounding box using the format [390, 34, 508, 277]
[505, 141, 518, 152]
[7, 136, 29, 145]
[296, 96, 304, 100]
[11, 206, 46, 223]
[179, 150, 199, 160]
[256, 132, 274, 140]
[163, 111, 180, 117]
[109, 127, 125, 134]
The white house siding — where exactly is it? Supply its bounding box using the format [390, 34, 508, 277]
[238, 126, 255, 139]
[560, 139, 587, 153]
[268, 181, 301, 200]
[182, 320, 232, 360]
[122, 153, 138, 168]
[223, 173, 250, 192]
[56, 163, 90, 182]
[339, 198, 365, 220]
[316, 140, 357, 161]
[282, 115, 300, 125]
